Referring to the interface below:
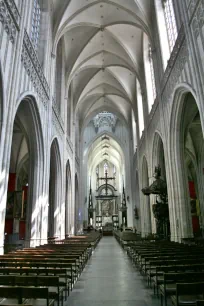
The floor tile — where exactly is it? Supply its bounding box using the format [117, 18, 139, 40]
[66, 237, 159, 306]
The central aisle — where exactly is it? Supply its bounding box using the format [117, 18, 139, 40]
[68, 237, 158, 306]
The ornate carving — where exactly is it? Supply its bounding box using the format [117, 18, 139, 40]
[148, 97, 159, 125]
[191, 1, 204, 38]
[66, 137, 73, 155]
[152, 203, 169, 221]
[52, 97, 64, 137]
[162, 37, 188, 104]
[21, 30, 49, 108]
[138, 130, 145, 148]
[142, 165, 169, 239]
[52, 97, 64, 138]
[162, 25, 185, 92]
[5, 0, 20, 25]
[0, 0, 20, 43]
[188, 0, 199, 20]
[192, 15, 199, 37]
[92, 112, 117, 133]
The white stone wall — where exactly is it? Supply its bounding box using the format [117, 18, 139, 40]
[1, 0, 204, 250]
[0, 0, 76, 253]
[137, 0, 204, 241]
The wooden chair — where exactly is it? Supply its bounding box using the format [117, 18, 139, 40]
[196, 301, 204, 306]
[21, 287, 54, 306]
[0, 287, 20, 305]
[0, 275, 15, 286]
[36, 276, 63, 306]
[171, 282, 204, 306]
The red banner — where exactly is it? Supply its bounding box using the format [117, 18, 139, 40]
[8, 173, 16, 192]
[189, 181, 196, 199]
[4, 219, 13, 235]
[192, 216, 200, 233]
[19, 220, 26, 240]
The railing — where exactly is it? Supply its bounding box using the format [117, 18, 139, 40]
[21, 30, 50, 107]
[0, 0, 20, 43]
[161, 25, 185, 93]
[52, 97, 64, 136]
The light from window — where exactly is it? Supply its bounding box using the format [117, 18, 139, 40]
[132, 110, 137, 151]
[148, 44, 156, 101]
[136, 80, 144, 137]
[163, 0, 178, 52]
[113, 165, 116, 175]
[31, 0, 41, 50]
[104, 162, 108, 175]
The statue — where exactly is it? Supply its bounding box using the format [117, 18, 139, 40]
[142, 165, 170, 239]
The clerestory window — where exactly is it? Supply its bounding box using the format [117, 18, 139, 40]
[31, 0, 41, 51]
[148, 44, 156, 101]
[163, 0, 178, 52]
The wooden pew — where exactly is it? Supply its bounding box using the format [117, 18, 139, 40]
[160, 272, 204, 306]
[0, 275, 64, 306]
[0, 286, 54, 306]
[0, 262, 75, 285]
[171, 282, 204, 306]
[153, 264, 204, 296]
[0, 267, 70, 295]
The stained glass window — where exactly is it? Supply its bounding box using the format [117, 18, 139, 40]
[148, 44, 156, 101]
[163, 0, 178, 52]
[31, 0, 41, 50]
[104, 162, 108, 175]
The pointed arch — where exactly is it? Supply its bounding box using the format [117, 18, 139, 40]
[168, 84, 201, 240]
[4, 95, 45, 248]
[75, 173, 80, 234]
[141, 156, 151, 237]
[152, 132, 166, 180]
[48, 137, 62, 238]
[0, 60, 4, 145]
[65, 160, 72, 236]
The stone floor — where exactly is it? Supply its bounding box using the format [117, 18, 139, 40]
[67, 236, 159, 306]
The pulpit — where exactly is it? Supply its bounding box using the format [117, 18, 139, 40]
[142, 165, 170, 239]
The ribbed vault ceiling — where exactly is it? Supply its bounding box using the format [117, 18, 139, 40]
[87, 134, 124, 176]
[52, 0, 153, 127]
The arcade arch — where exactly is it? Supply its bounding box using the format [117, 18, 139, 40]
[48, 138, 62, 238]
[5, 96, 44, 248]
[169, 90, 204, 240]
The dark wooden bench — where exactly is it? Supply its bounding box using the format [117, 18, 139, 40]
[0, 286, 54, 306]
[0, 275, 64, 306]
[171, 282, 204, 306]
[160, 272, 204, 306]
[152, 265, 204, 296]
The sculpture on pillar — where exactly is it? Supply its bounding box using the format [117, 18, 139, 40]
[88, 178, 95, 225]
[119, 182, 128, 226]
[142, 166, 170, 239]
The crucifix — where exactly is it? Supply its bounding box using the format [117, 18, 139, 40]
[97, 170, 115, 195]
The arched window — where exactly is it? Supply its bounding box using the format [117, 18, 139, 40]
[113, 165, 116, 176]
[67, 86, 71, 138]
[162, 0, 178, 52]
[143, 33, 156, 111]
[136, 80, 144, 137]
[104, 162, 108, 175]
[131, 110, 137, 152]
[149, 45, 156, 101]
[31, 0, 41, 51]
[30, 0, 50, 69]
[96, 165, 99, 175]
[55, 38, 63, 112]
[154, 0, 178, 69]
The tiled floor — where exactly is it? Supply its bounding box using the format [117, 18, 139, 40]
[67, 236, 159, 306]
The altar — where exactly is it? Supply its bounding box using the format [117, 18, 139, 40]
[103, 216, 112, 226]
[88, 164, 120, 229]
